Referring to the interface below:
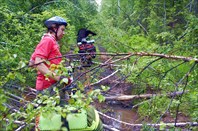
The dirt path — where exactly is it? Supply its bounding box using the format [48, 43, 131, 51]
[89, 45, 193, 131]
[22, 45, 192, 131]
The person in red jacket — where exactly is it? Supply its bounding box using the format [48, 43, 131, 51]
[30, 16, 69, 92]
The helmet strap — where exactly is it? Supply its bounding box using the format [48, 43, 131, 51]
[55, 25, 60, 40]
[48, 26, 59, 40]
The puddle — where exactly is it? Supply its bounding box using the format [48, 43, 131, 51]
[94, 102, 140, 131]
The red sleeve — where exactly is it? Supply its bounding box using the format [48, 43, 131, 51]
[33, 38, 54, 59]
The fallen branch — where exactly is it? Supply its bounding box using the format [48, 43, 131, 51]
[5, 92, 38, 107]
[4, 118, 34, 126]
[137, 57, 163, 77]
[132, 99, 152, 109]
[63, 52, 198, 62]
[16, 52, 197, 71]
[90, 70, 119, 86]
[98, 111, 198, 127]
[15, 124, 26, 131]
[104, 91, 188, 101]
[103, 124, 120, 131]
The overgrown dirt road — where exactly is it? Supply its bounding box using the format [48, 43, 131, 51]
[72, 45, 194, 131]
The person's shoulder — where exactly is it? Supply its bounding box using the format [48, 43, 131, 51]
[40, 36, 57, 47]
[43, 36, 56, 43]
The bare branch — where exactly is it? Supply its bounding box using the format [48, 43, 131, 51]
[3, 118, 34, 126]
[104, 91, 188, 101]
[98, 111, 198, 127]
[176, 63, 197, 87]
[174, 63, 196, 126]
[26, 52, 198, 70]
[103, 124, 120, 131]
[157, 61, 186, 88]
[137, 21, 148, 35]
[5, 92, 38, 107]
[132, 99, 152, 109]
[137, 57, 163, 77]
[15, 124, 26, 131]
[65, 52, 198, 62]
[90, 70, 119, 86]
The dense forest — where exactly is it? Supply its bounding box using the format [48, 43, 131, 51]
[0, 0, 197, 130]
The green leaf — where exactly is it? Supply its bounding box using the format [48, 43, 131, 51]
[98, 94, 105, 102]
[101, 85, 110, 91]
[60, 78, 69, 84]
[16, 72, 25, 83]
[37, 99, 42, 104]
[7, 72, 15, 79]
[159, 121, 166, 130]
[19, 61, 26, 68]
[45, 60, 50, 65]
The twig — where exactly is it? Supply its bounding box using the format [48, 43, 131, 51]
[108, 54, 133, 64]
[137, 21, 148, 35]
[5, 92, 38, 107]
[3, 118, 34, 126]
[175, 76, 189, 126]
[90, 70, 119, 86]
[60, 54, 133, 92]
[137, 57, 163, 77]
[163, 0, 167, 31]
[15, 124, 26, 131]
[109, 58, 138, 89]
[132, 99, 152, 109]
[176, 63, 197, 87]
[155, 93, 175, 124]
[3, 103, 21, 113]
[174, 63, 197, 126]
[157, 61, 186, 88]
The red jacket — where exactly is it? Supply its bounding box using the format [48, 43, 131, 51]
[31, 34, 62, 90]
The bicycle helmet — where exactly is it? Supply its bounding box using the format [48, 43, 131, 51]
[44, 16, 67, 28]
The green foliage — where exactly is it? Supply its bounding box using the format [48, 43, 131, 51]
[141, 123, 155, 131]
[138, 96, 170, 122]
[0, 0, 198, 130]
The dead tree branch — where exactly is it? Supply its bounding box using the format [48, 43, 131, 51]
[90, 70, 119, 86]
[104, 91, 188, 101]
[3, 118, 34, 126]
[157, 61, 186, 88]
[137, 57, 163, 77]
[110, 58, 138, 90]
[98, 111, 198, 127]
[137, 21, 149, 35]
[103, 124, 120, 131]
[26, 52, 198, 70]
[15, 124, 26, 131]
[5, 92, 38, 107]
[75, 52, 198, 62]
[63, 52, 198, 62]
[132, 99, 152, 109]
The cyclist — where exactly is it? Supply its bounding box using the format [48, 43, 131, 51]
[30, 16, 70, 93]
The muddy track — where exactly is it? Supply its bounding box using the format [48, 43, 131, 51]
[87, 45, 193, 131]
